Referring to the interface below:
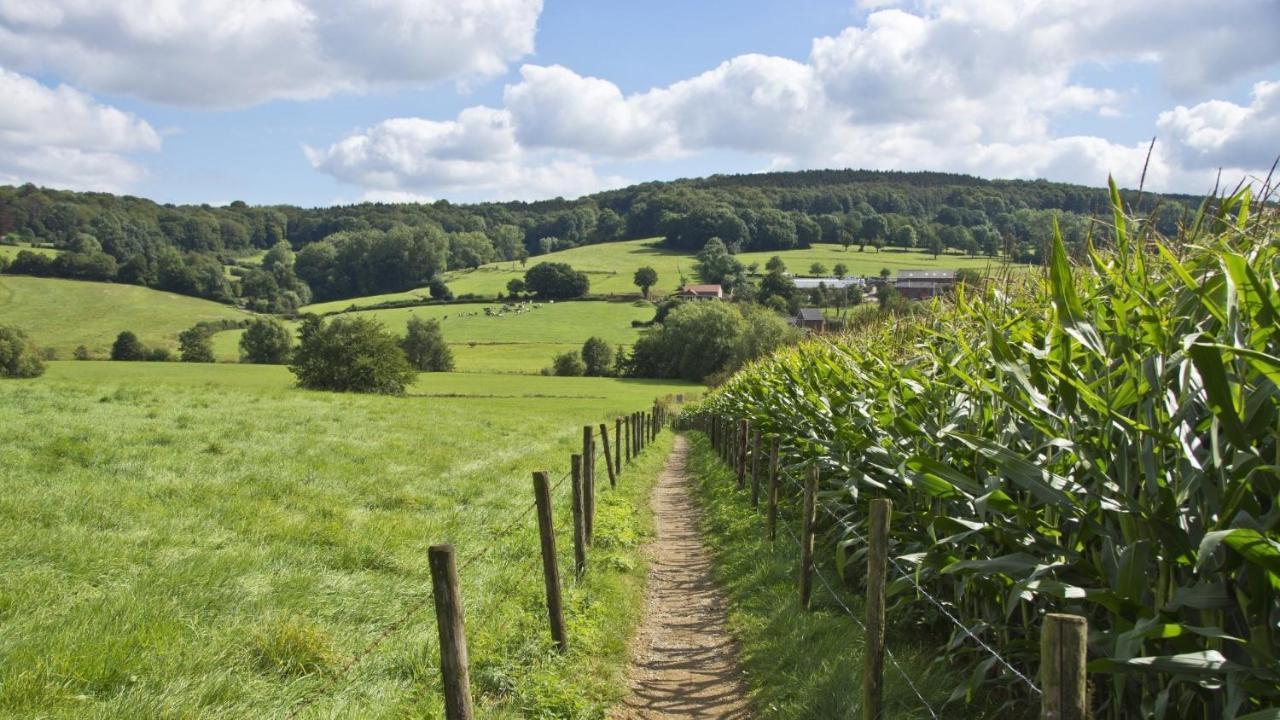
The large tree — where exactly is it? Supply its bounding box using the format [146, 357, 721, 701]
[290, 316, 415, 394]
[401, 316, 454, 372]
[239, 317, 293, 364]
[633, 266, 658, 298]
[524, 262, 590, 299]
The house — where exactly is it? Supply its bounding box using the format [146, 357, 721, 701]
[895, 269, 956, 300]
[676, 283, 724, 300]
[795, 308, 826, 332]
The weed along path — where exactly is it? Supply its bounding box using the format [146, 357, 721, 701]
[612, 434, 752, 719]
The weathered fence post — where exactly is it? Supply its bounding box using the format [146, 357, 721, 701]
[532, 471, 568, 651]
[1041, 614, 1088, 720]
[616, 417, 623, 471]
[599, 422, 616, 488]
[428, 544, 474, 720]
[582, 426, 595, 545]
[800, 465, 818, 610]
[571, 455, 586, 577]
[864, 498, 892, 720]
[736, 419, 748, 489]
[750, 428, 761, 508]
[624, 413, 632, 463]
[767, 437, 780, 541]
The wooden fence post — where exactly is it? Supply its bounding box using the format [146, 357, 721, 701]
[864, 498, 892, 720]
[1041, 614, 1088, 720]
[625, 413, 632, 463]
[767, 437, 780, 541]
[599, 422, 616, 488]
[800, 465, 818, 610]
[428, 545, 474, 720]
[571, 455, 586, 577]
[750, 428, 761, 508]
[614, 417, 622, 477]
[532, 471, 568, 651]
[736, 419, 748, 489]
[583, 426, 595, 545]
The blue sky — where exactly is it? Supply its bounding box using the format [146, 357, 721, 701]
[1, 1, 1277, 206]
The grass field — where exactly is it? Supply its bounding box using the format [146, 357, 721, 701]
[0, 244, 59, 261]
[304, 239, 1019, 311]
[0, 276, 249, 358]
[0, 362, 696, 718]
[214, 299, 653, 372]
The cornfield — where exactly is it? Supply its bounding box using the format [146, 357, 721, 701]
[692, 180, 1280, 719]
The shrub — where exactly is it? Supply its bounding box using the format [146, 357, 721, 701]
[110, 331, 148, 361]
[524, 262, 589, 299]
[289, 315, 415, 394]
[73, 345, 92, 360]
[0, 325, 45, 378]
[581, 336, 613, 377]
[401, 316, 454, 372]
[506, 278, 526, 297]
[429, 278, 453, 301]
[239, 317, 293, 364]
[178, 327, 215, 363]
[551, 350, 585, 377]
[146, 347, 172, 362]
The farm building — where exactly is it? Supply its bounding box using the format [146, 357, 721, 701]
[792, 276, 866, 290]
[895, 269, 956, 299]
[795, 308, 826, 331]
[676, 283, 724, 300]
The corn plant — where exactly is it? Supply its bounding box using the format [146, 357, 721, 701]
[692, 179, 1280, 719]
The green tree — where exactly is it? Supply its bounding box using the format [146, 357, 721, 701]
[629, 301, 745, 381]
[859, 213, 888, 250]
[879, 267, 892, 280]
[290, 316, 415, 394]
[581, 336, 614, 377]
[506, 278, 526, 296]
[809, 262, 827, 276]
[833, 262, 848, 277]
[110, 330, 147, 361]
[0, 325, 45, 377]
[240, 317, 293, 364]
[633, 266, 658, 299]
[178, 326, 215, 363]
[552, 350, 586, 376]
[694, 237, 745, 290]
[401, 316, 454, 372]
[928, 234, 945, 259]
[891, 225, 917, 249]
[525, 262, 590, 299]
[758, 269, 796, 300]
[765, 255, 786, 273]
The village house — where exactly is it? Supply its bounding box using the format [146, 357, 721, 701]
[795, 307, 826, 332]
[676, 283, 724, 300]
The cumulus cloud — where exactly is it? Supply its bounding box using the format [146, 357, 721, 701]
[0, 67, 160, 190]
[0, 0, 543, 108]
[310, 0, 1279, 199]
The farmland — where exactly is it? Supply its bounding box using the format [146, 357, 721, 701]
[302, 239, 1015, 311]
[0, 362, 695, 718]
[0, 276, 249, 357]
[0, 244, 58, 261]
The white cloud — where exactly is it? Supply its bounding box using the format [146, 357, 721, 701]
[0, 67, 160, 190]
[305, 109, 628, 200]
[0, 0, 543, 108]
[310, 0, 1279, 199]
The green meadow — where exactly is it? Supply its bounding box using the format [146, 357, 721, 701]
[0, 362, 696, 718]
[0, 276, 250, 357]
[0, 244, 59, 261]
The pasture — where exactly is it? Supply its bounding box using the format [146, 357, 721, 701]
[0, 276, 249, 358]
[0, 362, 696, 718]
[0, 244, 59, 261]
[302, 239, 1017, 311]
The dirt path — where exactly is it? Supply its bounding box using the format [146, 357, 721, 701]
[611, 434, 752, 719]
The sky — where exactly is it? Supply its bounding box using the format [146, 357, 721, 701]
[1, 0, 1277, 207]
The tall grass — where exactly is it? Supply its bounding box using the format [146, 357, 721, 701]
[692, 179, 1280, 719]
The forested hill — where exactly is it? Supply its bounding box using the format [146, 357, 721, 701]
[0, 169, 1204, 308]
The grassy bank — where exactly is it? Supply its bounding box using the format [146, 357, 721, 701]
[0, 362, 691, 718]
[686, 432, 958, 719]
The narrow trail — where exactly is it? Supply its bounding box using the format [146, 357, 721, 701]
[611, 434, 752, 719]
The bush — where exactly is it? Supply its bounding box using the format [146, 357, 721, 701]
[0, 325, 45, 378]
[629, 301, 798, 381]
[581, 336, 613, 376]
[73, 345, 92, 360]
[147, 347, 172, 362]
[289, 315, 416, 394]
[429, 278, 453, 301]
[240, 317, 293, 364]
[401, 316, 454, 372]
[178, 327, 215, 363]
[524, 262, 589, 299]
[551, 350, 585, 377]
[110, 331, 148, 361]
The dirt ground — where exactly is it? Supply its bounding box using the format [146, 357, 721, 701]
[610, 435, 752, 719]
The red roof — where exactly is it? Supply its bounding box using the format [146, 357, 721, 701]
[679, 284, 723, 295]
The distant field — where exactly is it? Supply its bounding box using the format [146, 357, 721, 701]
[305, 239, 1022, 311]
[0, 276, 248, 357]
[226, 299, 653, 371]
[0, 362, 696, 718]
[0, 244, 59, 260]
